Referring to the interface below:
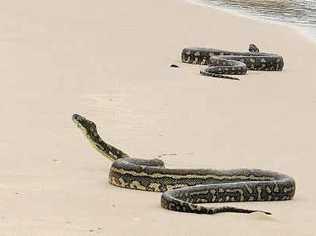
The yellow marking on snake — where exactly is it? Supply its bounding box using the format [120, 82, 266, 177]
[110, 167, 274, 181]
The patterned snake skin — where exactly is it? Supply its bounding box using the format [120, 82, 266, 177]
[72, 114, 295, 215]
[182, 44, 284, 80]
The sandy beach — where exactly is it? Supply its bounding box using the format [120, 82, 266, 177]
[1, 0, 316, 235]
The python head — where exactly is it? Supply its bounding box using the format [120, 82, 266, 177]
[72, 113, 127, 161]
[72, 113, 97, 135]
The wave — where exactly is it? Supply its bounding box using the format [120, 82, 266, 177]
[194, 0, 316, 41]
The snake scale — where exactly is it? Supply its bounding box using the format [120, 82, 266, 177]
[72, 114, 295, 215]
[182, 44, 284, 80]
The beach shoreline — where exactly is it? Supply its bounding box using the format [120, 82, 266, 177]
[1, 0, 316, 235]
[187, 0, 316, 45]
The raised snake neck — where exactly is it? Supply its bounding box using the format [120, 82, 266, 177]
[72, 114, 295, 215]
[182, 44, 284, 80]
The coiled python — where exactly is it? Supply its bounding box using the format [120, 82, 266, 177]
[72, 114, 295, 215]
[182, 44, 284, 80]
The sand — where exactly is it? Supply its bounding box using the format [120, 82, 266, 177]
[1, 0, 316, 235]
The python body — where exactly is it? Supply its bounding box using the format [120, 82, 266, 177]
[182, 44, 284, 80]
[72, 114, 295, 215]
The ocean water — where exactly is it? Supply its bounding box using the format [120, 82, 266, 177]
[194, 0, 316, 41]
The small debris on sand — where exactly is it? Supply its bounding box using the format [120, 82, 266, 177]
[170, 64, 179, 68]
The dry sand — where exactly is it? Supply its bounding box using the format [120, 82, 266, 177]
[1, 0, 316, 235]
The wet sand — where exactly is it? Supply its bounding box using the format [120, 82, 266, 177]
[1, 0, 316, 235]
